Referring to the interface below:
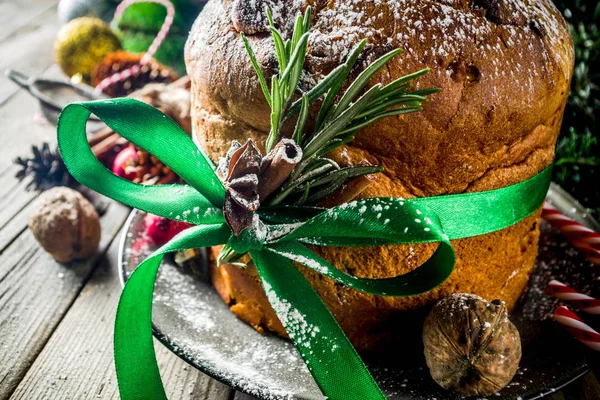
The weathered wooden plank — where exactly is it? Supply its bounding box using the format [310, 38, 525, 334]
[0, 201, 130, 400]
[0, 4, 61, 106]
[0, 65, 68, 252]
[0, 0, 59, 42]
[9, 220, 233, 400]
[0, 179, 39, 251]
[0, 65, 64, 169]
[0, 188, 37, 253]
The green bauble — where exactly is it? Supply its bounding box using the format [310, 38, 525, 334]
[116, 31, 187, 76]
[54, 17, 122, 81]
[114, 0, 203, 75]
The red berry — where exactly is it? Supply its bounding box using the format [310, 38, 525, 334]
[112, 146, 138, 180]
[144, 214, 192, 245]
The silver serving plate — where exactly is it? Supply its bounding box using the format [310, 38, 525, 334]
[119, 185, 599, 400]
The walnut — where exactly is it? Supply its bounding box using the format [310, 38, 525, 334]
[28, 187, 101, 263]
[423, 294, 521, 397]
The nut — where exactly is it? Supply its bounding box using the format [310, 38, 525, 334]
[28, 187, 101, 262]
[423, 293, 521, 396]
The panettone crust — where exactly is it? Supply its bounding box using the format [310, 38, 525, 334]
[186, 0, 574, 351]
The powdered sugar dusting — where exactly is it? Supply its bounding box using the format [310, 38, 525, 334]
[122, 209, 596, 399]
[305, 0, 572, 99]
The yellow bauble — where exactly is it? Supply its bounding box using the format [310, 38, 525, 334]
[54, 16, 121, 82]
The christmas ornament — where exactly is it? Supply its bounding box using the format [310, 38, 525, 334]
[57, 0, 117, 24]
[54, 17, 121, 82]
[423, 294, 522, 397]
[92, 51, 176, 97]
[28, 187, 101, 262]
[113, 0, 203, 75]
[112, 145, 139, 180]
[95, 0, 177, 93]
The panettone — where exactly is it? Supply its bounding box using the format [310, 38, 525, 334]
[184, 0, 574, 352]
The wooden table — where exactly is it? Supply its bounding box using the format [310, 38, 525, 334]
[0, 2, 599, 399]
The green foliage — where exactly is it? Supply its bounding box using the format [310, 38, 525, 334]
[242, 7, 438, 206]
[552, 0, 600, 213]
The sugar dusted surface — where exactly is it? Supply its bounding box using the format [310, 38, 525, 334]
[122, 211, 595, 400]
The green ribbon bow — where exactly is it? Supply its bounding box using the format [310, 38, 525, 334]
[57, 98, 551, 400]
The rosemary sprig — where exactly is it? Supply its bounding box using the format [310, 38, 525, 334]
[241, 6, 439, 206]
[247, 7, 313, 153]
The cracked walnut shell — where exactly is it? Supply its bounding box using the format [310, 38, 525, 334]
[423, 294, 521, 396]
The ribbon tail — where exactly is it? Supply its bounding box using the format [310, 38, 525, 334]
[250, 249, 387, 400]
[265, 240, 455, 296]
[115, 224, 230, 400]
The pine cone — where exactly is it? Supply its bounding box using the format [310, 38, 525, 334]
[14, 142, 74, 190]
[91, 51, 177, 97]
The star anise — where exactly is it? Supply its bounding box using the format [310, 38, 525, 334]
[222, 138, 303, 236]
[223, 140, 262, 235]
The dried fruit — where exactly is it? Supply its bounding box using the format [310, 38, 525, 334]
[423, 294, 521, 397]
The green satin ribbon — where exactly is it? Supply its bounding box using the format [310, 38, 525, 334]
[57, 98, 552, 400]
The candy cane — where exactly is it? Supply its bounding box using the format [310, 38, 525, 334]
[95, 0, 175, 94]
[553, 306, 600, 351]
[547, 280, 600, 314]
[542, 201, 600, 265]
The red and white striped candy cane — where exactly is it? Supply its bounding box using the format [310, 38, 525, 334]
[95, 0, 175, 94]
[553, 306, 600, 351]
[542, 201, 600, 265]
[547, 280, 600, 314]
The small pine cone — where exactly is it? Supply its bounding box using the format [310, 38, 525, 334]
[91, 51, 177, 97]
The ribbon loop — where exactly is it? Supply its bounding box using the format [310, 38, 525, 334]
[114, 223, 231, 400]
[58, 99, 226, 221]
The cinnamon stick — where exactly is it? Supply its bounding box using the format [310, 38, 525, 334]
[88, 126, 116, 147]
[91, 134, 127, 159]
[258, 139, 302, 201]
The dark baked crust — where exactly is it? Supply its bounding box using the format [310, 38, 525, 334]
[186, 0, 574, 352]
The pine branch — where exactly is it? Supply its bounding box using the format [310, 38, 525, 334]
[552, 0, 599, 214]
